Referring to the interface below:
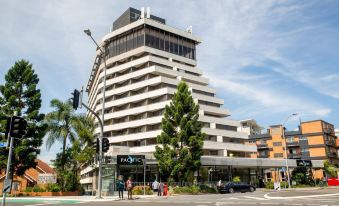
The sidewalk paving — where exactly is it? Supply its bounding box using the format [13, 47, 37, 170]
[5, 193, 161, 202]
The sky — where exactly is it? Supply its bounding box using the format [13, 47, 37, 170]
[1, 0, 339, 164]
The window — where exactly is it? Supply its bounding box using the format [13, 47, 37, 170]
[274, 153, 284, 158]
[299, 135, 307, 141]
[301, 148, 309, 153]
[273, 142, 282, 146]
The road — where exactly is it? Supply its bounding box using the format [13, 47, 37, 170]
[4, 188, 339, 206]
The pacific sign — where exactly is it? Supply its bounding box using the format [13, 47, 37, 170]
[117, 155, 145, 165]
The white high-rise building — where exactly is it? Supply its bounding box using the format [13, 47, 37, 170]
[81, 8, 324, 195]
[86, 7, 256, 158]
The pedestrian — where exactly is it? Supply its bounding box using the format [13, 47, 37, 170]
[158, 181, 164, 196]
[126, 176, 133, 200]
[152, 179, 159, 194]
[217, 179, 222, 187]
[163, 182, 168, 196]
[116, 175, 125, 200]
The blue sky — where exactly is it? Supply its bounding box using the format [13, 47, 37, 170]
[1, 0, 339, 163]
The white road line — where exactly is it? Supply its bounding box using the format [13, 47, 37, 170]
[244, 196, 269, 200]
[264, 193, 339, 200]
[260, 203, 278, 205]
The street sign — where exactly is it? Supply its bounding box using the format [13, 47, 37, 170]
[2, 179, 12, 194]
[0, 142, 7, 148]
[37, 174, 57, 184]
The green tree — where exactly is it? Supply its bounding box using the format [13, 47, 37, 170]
[45, 99, 77, 191]
[51, 114, 96, 192]
[0, 60, 46, 175]
[154, 81, 205, 183]
[324, 160, 337, 178]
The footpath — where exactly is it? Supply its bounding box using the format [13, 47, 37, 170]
[5, 187, 339, 203]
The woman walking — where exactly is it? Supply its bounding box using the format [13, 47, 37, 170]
[126, 177, 133, 200]
[116, 175, 125, 200]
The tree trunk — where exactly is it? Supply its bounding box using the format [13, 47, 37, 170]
[61, 134, 67, 191]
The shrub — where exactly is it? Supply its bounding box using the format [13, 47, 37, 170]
[24, 187, 33, 192]
[33, 185, 45, 192]
[199, 184, 217, 193]
[232, 176, 241, 182]
[47, 183, 61, 192]
[265, 181, 274, 189]
[132, 186, 153, 195]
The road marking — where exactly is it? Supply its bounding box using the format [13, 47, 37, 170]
[264, 193, 339, 200]
[244, 196, 269, 200]
[260, 203, 278, 205]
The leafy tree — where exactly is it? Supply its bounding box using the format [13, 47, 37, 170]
[324, 160, 337, 178]
[0, 60, 46, 175]
[154, 81, 205, 183]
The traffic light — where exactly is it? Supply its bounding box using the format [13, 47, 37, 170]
[71, 89, 80, 110]
[102, 138, 109, 153]
[96, 138, 99, 153]
[8, 116, 27, 138]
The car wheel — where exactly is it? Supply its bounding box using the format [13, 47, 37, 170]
[228, 188, 234, 193]
[249, 187, 255, 192]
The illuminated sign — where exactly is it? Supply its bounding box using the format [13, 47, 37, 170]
[296, 160, 312, 167]
[117, 155, 145, 165]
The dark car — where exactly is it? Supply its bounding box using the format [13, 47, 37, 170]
[217, 182, 256, 193]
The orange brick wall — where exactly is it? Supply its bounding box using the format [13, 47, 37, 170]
[309, 148, 326, 157]
[308, 135, 325, 145]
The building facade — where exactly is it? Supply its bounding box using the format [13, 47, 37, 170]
[80, 7, 324, 195]
[248, 120, 339, 165]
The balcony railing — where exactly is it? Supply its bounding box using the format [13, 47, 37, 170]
[258, 153, 269, 158]
[324, 128, 334, 134]
[327, 152, 338, 158]
[325, 140, 336, 146]
[288, 153, 301, 159]
[257, 143, 269, 150]
[286, 141, 299, 147]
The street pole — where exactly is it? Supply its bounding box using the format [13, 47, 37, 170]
[84, 29, 108, 199]
[282, 113, 299, 189]
[143, 159, 146, 195]
[1, 118, 13, 206]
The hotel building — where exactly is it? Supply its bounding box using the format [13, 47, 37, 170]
[80, 7, 324, 195]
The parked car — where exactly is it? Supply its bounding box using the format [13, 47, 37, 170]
[217, 182, 256, 193]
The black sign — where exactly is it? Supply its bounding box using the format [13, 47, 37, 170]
[117, 155, 145, 165]
[296, 160, 312, 167]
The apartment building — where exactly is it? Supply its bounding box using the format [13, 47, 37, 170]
[248, 120, 339, 165]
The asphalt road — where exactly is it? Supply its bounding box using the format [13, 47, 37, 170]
[4, 188, 339, 206]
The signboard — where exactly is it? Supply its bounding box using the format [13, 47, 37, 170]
[274, 182, 281, 190]
[296, 160, 312, 167]
[37, 173, 57, 184]
[2, 179, 12, 194]
[117, 155, 145, 165]
[0, 142, 7, 148]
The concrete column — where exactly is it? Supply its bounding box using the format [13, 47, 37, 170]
[217, 135, 223, 142]
[211, 123, 216, 129]
[218, 149, 227, 157]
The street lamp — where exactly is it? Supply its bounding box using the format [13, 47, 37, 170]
[282, 113, 299, 189]
[84, 29, 108, 199]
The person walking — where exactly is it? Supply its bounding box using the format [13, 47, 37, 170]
[126, 177, 133, 200]
[158, 181, 164, 196]
[116, 175, 125, 200]
[152, 179, 159, 194]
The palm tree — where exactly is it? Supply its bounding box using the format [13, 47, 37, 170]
[45, 99, 77, 190]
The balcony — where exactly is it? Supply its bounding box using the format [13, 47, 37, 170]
[258, 153, 269, 158]
[324, 128, 334, 134]
[257, 143, 269, 150]
[286, 141, 299, 147]
[327, 152, 338, 158]
[288, 153, 301, 159]
[325, 140, 336, 147]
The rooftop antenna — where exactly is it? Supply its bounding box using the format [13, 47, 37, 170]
[141, 7, 145, 19]
[186, 25, 193, 34]
[146, 7, 151, 18]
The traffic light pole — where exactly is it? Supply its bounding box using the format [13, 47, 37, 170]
[2, 118, 13, 206]
[80, 102, 104, 198]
